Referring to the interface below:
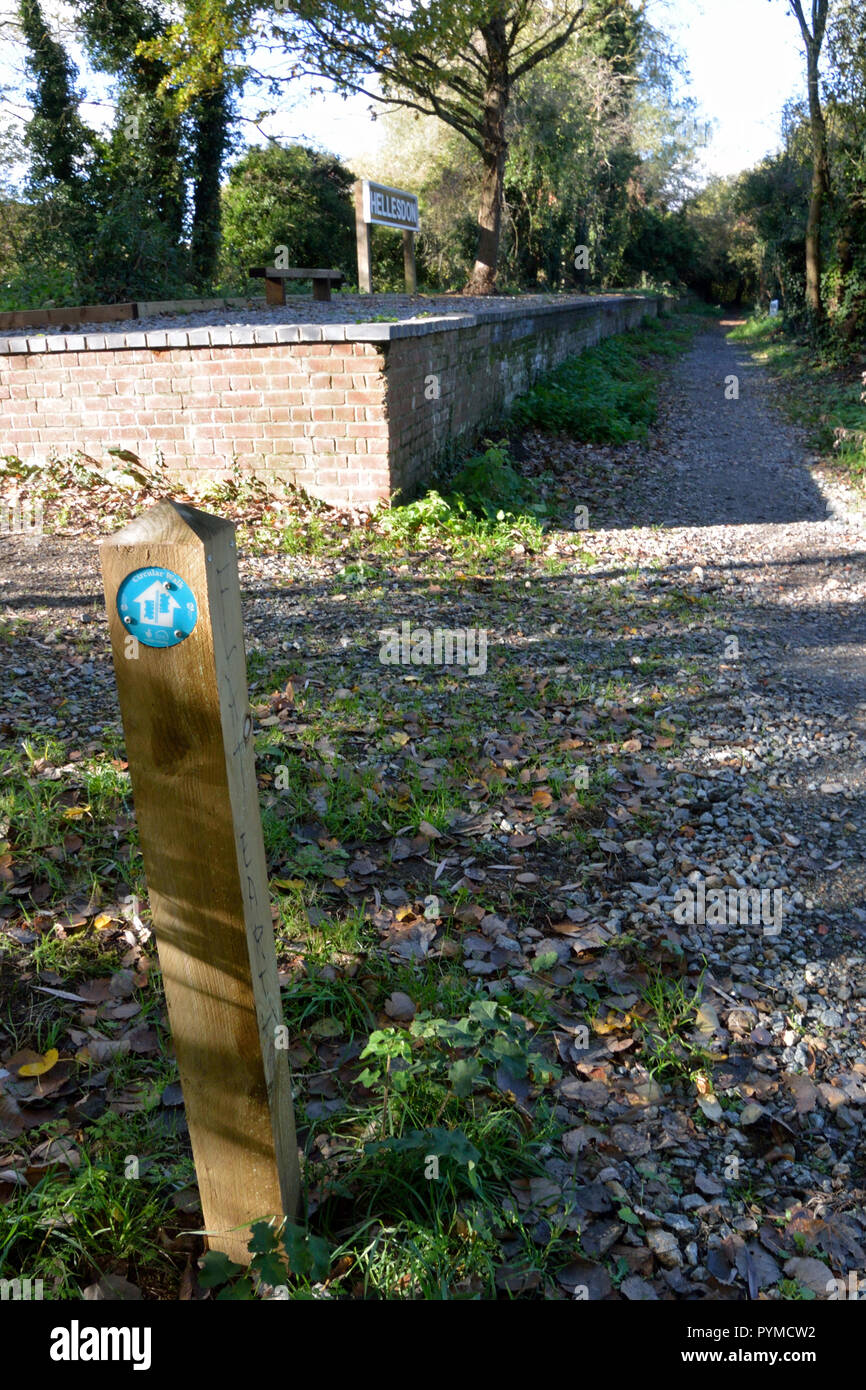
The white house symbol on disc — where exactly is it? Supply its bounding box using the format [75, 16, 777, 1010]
[134, 580, 181, 628]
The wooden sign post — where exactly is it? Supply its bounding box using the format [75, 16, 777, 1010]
[403, 230, 417, 296]
[354, 181, 373, 295]
[354, 178, 420, 295]
[100, 500, 299, 1264]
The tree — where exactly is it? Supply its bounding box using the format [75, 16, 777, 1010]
[18, 0, 91, 187]
[356, 107, 479, 290]
[503, 32, 635, 289]
[189, 80, 233, 284]
[76, 0, 186, 246]
[77, 0, 234, 285]
[824, 0, 866, 338]
[157, 0, 591, 293]
[684, 176, 761, 305]
[361, 2, 703, 294]
[220, 143, 355, 280]
[780, 0, 830, 321]
[735, 130, 812, 313]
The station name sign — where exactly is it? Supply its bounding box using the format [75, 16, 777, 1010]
[362, 180, 420, 232]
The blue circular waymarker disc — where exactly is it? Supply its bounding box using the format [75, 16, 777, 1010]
[116, 566, 198, 649]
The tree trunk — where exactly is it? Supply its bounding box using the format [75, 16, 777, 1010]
[148, 102, 186, 250]
[799, 7, 830, 324]
[466, 140, 507, 293]
[804, 59, 828, 321]
[465, 20, 509, 295]
[190, 80, 230, 287]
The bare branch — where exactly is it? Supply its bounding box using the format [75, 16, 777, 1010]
[512, 5, 584, 82]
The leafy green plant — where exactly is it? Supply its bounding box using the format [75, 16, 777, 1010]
[448, 443, 542, 521]
[510, 317, 687, 441]
[220, 143, 355, 282]
[778, 1277, 817, 1301]
[198, 1219, 332, 1300]
[365, 1126, 481, 1188]
[359, 998, 560, 1138]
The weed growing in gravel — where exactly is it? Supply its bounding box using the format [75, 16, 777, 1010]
[636, 968, 711, 1083]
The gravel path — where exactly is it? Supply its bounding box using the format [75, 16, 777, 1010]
[598, 322, 866, 693]
[1, 318, 864, 1298]
[585, 322, 866, 923]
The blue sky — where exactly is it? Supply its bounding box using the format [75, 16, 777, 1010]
[0, 0, 814, 183]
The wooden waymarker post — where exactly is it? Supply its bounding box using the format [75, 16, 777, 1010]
[100, 500, 299, 1264]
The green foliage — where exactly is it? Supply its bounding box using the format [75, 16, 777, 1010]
[220, 143, 355, 281]
[621, 205, 701, 291]
[726, 313, 784, 344]
[198, 1220, 332, 1299]
[189, 82, 233, 284]
[364, 7, 705, 293]
[358, 999, 560, 1127]
[5, 0, 708, 302]
[3, 0, 235, 305]
[377, 447, 548, 558]
[358, 111, 478, 291]
[0, 258, 79, 312]
[682, 6, 866, 348]
[727, 312, 866, 491]
[76, 0, 187, 251]
[18, 0, 91, 187]
[448, 444, 541, 520]
[191, 995, 569, 1301]
[683, 174, 763, 305]
[364, 1126, 480, 1172]
[636, 968, 710, 1083]
[0, 1115, 189, 1297]
[510, 316, 678, 441]
[733, 141, 810, 317]
[502, 29, 638, 291]
[378, 314, 693, 554]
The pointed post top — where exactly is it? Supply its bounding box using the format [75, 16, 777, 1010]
[99, 499, 235, 553]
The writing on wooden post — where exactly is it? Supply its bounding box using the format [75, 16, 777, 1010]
[99, 500, 299, 1264]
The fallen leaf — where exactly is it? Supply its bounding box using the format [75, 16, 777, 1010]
[19, 1048, 60, 1078]
[783, 1256, 832, 1298]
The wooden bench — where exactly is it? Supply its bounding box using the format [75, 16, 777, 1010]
[248, 267, 344, 305]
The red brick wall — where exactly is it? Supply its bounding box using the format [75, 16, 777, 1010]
[384, 297, 658, 499]
[0, 296, 660, 508]
[1, 341, 389, 508]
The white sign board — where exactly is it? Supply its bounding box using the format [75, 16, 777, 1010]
[362, 180, 420, 233]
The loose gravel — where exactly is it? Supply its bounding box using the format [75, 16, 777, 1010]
[0, 290, 609, 341]
[1, 316, 864, 1298]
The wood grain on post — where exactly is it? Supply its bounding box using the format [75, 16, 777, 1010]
[354, 180, 373, 294]
[403, 230, 417, 295]
[99, 500, 299, 1264]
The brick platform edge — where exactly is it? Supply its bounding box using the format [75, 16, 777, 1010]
[0, 293, 665, 508]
